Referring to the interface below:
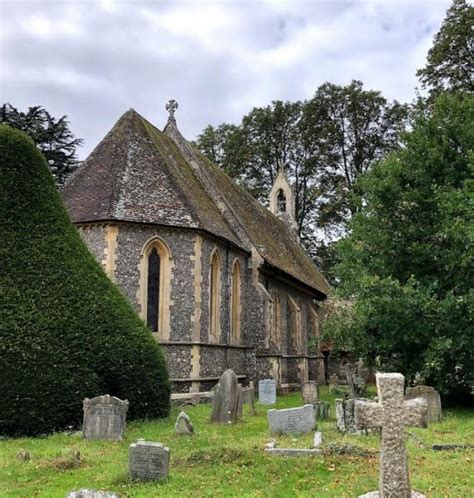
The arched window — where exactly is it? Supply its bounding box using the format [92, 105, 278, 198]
[230, 259, 241, 344]
[209, 249, 221, 342]
[277, 189, 286, 213]
[139, 237, 172, 340]
[147, 247, 161, 332]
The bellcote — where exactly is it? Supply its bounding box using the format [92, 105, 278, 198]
[269, 166, 299, 239]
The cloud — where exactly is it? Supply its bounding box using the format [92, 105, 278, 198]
[0, 0, 451, 158]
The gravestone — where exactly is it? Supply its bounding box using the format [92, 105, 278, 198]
[302, 381, 319, 404]
[175, 411, 194, 435]
[242, 386, 255, 414]
[268, 404, 315, 434]
[259, 379, 276, 404]
[129, 441, 170, 481]
[335, 398, 359, 433]
[313, 401, 330, 420]
[210, 369, 239, 423]
[67, 491, 119, 498]
[313, 431, 323, 447]
[236, 384, 243, 419]
[82, 395, 128, 441]
[354, 373, 428, 498]
[405, 386, 442, 423]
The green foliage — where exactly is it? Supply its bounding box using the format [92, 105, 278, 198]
[0, 104, 82, 185]
[194, 82, 407, 272]
[417, 0, 474, 95]
[325, 93, 473, 396]
[0, 126, 170, 437]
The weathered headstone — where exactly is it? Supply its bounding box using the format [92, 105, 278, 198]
[335, 398, 359, 433]
[67, 490, 119, 498]
[129, 441, 170, 481]
[302, 381, 319, 404]
[175, 411, 194, 435]
[354, 373, 428, 498]
[210, 369, 239, 423]
[16, 450, 30, 461]
[268, 404, 315, 434]
[82, 395, 128, 441]
[236, 384, 243, 419]
[405, 385, 442, 423]
[313, 431, 323, 447]
[242, 386, 255, 414]
[258, 379, 276, 404]
[313, 401, 330, 420]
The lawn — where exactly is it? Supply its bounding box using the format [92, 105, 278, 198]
[1, 388, 473, 497]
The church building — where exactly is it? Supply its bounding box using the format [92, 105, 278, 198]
[62, 101, 330, 393]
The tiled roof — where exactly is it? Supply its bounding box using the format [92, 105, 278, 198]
[62, 109, 329, 297]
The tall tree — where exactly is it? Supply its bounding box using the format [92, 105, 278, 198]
[417, 0, 474, 95]
[0, 104, 82, 185]
[324, 92, 473, 396]
[303, 81, 408, 246]
[195, 82, 407, 271]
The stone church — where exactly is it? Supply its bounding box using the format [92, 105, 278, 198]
[62, 101, 330, 393]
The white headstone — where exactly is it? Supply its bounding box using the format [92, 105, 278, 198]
[259, 379, 276, 404]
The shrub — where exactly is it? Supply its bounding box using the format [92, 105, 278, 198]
[0, 125, 170, 436]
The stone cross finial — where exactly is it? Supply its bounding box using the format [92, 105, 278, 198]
[355, 373, 428, 498]
[166, 99, 178, 119]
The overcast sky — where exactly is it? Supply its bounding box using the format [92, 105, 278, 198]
[1, 0, 452, 159]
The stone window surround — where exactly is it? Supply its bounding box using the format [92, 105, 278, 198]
[209, 248, 222, 344]
[230, 258, 241, 345]
[138, 236, 173, 341]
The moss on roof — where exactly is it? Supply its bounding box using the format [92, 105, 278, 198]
[62, 109, 329, 297]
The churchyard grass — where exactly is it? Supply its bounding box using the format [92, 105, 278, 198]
[1, 388, 472, 497]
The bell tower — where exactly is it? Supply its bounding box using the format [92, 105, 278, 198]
[269, 166, 298, 239]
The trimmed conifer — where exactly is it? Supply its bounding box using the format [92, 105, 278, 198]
[0, 125, 170, 436]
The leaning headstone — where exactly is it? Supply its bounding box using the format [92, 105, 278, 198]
[129, 441, 170, 481]
[354, 373, 428, 498]
[302, 381, 319, 404]
[335, 398, 359, 434]
[405, 385, 442, 423]
[210, 369, 239, 423]
[268, 404, 315, 434]
[175, 411, 194, 435]
[82, 395, 129, 441]
[67, 490, 119, 498]
[259, 379, 276, 404]
[313, 401, 330, 420]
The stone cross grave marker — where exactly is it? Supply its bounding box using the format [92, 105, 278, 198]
[354, 373, 428, 498]
[259, 379, 276, 404]
[83, 395, 129, 441]
[268, 404, 315, 434]
[302, 381, 319, 404]
[129, 440, 170, 481]
[405, 385, 442, 423]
